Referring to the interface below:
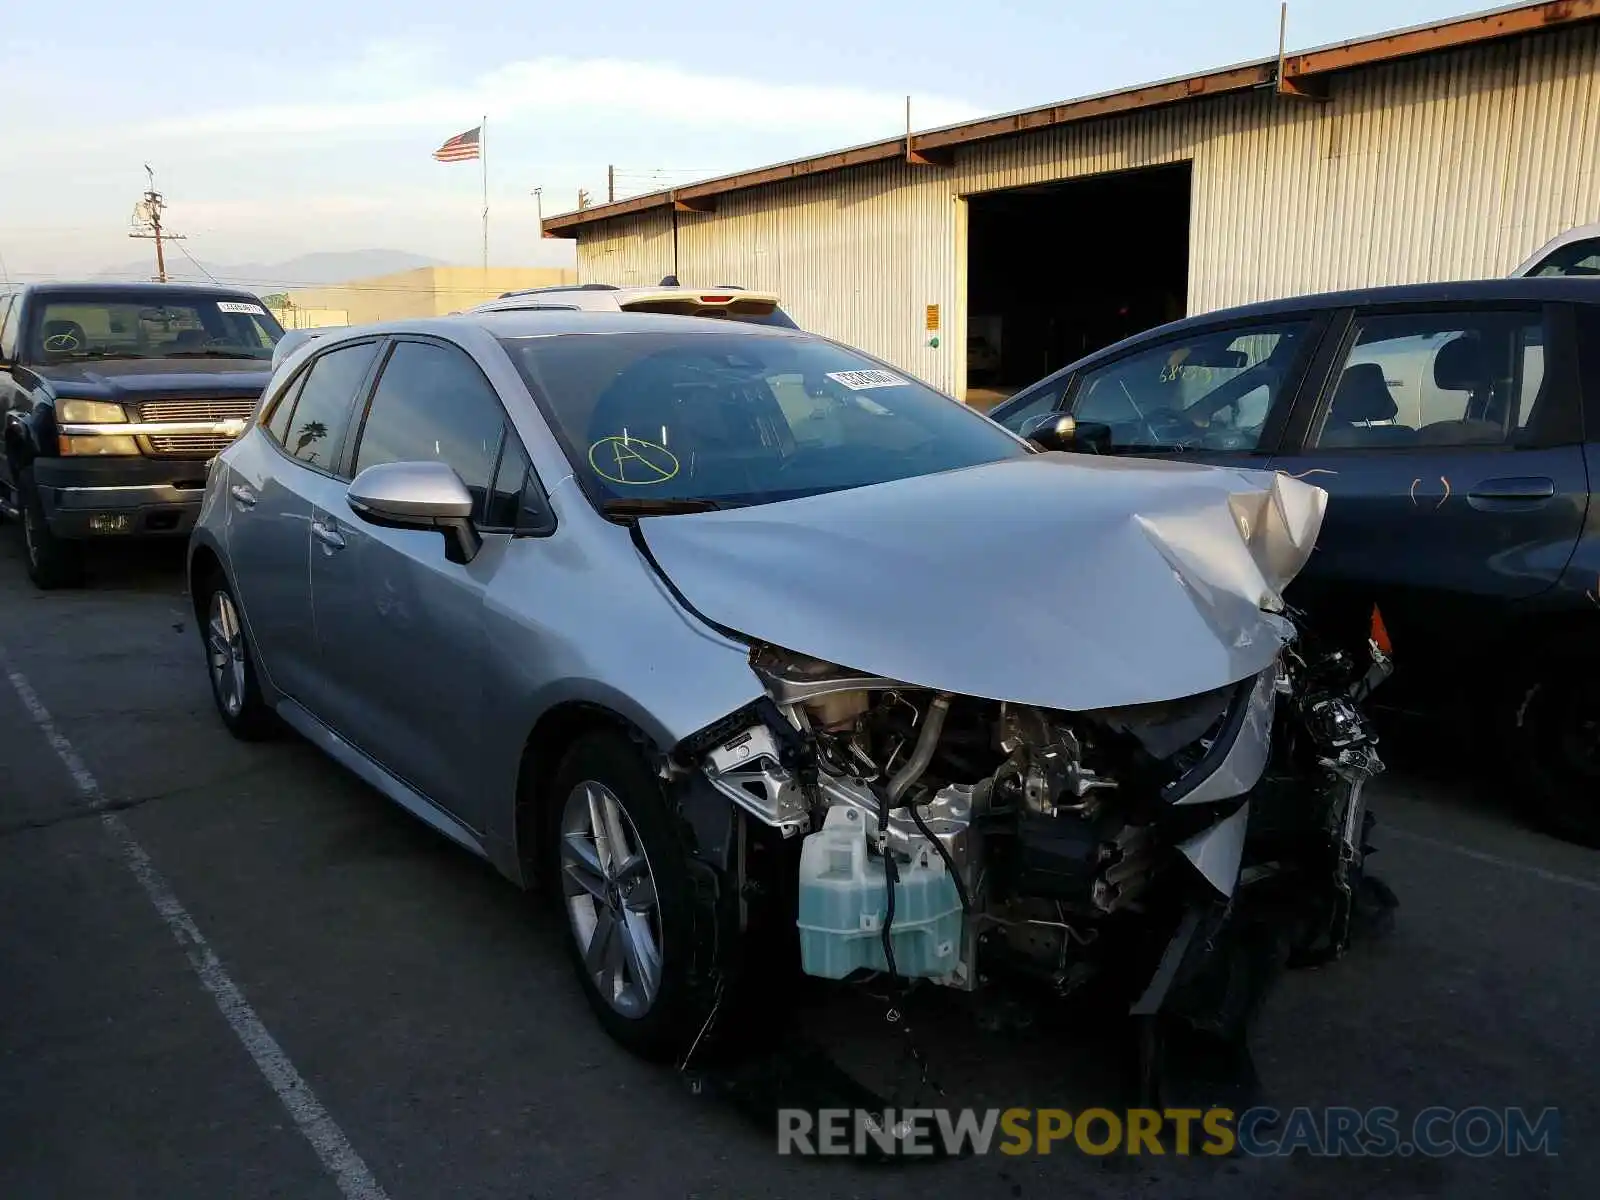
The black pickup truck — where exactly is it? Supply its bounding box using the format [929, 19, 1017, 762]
[0, 282, 284, 587]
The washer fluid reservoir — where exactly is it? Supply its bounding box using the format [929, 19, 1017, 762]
[796, 804, 963, 980]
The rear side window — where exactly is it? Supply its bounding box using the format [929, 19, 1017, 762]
[280, 341, 380, 473]
[1309, 310, 1544, 450]
[263, 373, 304, 445]
[351, 340, 508, 518]
[0, 295, 16, 361]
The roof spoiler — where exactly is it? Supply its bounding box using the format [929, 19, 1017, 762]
[652, 276, 745, 291]
[271, 327, 341, 370]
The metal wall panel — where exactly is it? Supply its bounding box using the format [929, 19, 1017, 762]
[577, 26, 1600, 397]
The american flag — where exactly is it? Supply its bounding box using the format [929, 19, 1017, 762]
[432, 127, 481, 163]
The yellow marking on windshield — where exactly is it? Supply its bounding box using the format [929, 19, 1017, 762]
[588, 435, 680, 486]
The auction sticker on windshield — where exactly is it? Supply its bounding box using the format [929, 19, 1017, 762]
[828, 369, 907, 391]
[217, 301, 267, 315]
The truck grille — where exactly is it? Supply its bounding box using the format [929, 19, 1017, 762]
[136, 398, 258, 423]
[135, 398, 257, 458]
[147, 434, 236, 457]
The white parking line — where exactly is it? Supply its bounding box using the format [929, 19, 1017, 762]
[1385, 825, 1600, 896]
[2, 654, 390, 1200]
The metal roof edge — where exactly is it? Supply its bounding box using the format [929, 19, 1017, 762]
[544, 0, 1600, 236]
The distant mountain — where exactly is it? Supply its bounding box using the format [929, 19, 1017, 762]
[95, 249, 446, 293]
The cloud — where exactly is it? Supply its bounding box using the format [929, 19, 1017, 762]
[139, 54, 984, 142]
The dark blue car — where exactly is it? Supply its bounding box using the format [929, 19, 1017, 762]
[990, 277, 1600, 846]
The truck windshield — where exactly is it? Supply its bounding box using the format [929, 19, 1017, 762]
[29, 293, 284, 362]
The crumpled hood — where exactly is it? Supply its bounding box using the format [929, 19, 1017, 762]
[638, 452, 1327, 711]
[36, 359, 272, 402]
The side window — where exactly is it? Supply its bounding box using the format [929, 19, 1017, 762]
[0, 296, 17, 362]
[1531, 238, 1600, 277]
[282, 341, 380, 473]
[1310, 310, 1544, 450]
[1068, 320, 1312, 452]
[483, 428, 530, 528]
[352, 341, 507, 517]
[262, 371, 306, 446]
[990, 377, 1066, 435]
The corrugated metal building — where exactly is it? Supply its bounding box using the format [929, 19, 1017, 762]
[545, 0, 1600, 402]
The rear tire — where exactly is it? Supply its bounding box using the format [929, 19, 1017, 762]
[1516, 674, 1600, 848]
[546, 730, 710, 1061]
[197, 569, 278, 741]
[17, 466, 85, 590]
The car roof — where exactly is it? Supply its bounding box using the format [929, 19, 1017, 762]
[22, 280, 268, 302]
[304, 308, 808, 344]
[1511, 222, 1600, 276]
[1065, 275, 1600, 368]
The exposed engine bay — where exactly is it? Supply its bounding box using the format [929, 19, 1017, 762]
[679, 611, 1392, 1050]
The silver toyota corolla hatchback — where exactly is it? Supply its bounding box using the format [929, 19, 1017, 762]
[189, 310, 1388, 1067]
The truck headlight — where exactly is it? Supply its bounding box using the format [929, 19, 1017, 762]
[59, 435, 140, 456]
[58, 400, 129, 424]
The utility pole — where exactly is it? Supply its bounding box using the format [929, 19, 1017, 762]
[608, 165, 615, 204]
[578, 189, 591, 210]
[129, 165, 185, 283]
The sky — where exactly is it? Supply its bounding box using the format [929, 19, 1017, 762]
[4, 0, 1504, 284]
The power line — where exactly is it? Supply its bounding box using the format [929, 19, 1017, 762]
[174, 240, 222, 284]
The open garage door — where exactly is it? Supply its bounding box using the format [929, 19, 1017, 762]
[965, 163, 1191, 408]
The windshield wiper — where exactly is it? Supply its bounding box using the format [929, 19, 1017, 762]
[46, 349, 147, 361]
[164, 349, 267, 359]
[601, 497, 729, 518]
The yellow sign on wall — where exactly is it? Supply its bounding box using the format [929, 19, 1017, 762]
[925, 304, 941, 331]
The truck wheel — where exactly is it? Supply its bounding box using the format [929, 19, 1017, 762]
[17, 466, 85, 589]
[546, 729, 713, 1061]
[1516, 675, 1600, 848]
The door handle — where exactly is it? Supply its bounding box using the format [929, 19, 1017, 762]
[311, 519, 346, 550]
[1467, 477, 1555, 508]
[229, 484, 257, 509]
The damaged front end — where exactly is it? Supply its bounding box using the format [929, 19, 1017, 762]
[672, 611, 1393, 1095]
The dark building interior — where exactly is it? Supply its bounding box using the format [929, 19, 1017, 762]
[965, 162, 1193, 396]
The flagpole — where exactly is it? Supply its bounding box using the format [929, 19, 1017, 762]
[480, 115, 489, 275]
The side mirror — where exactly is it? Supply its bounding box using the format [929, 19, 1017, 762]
[346, 461, 482, 564]
[1020, 413, 1113, 455]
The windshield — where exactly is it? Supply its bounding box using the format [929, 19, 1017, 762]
[29, 293, 284, 362]
[500, 331, 1027, 509]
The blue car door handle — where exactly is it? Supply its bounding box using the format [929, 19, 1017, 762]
[1467, 477, 1555, 509]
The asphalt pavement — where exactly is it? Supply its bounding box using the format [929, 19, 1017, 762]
[1, 529, 1597, 1199]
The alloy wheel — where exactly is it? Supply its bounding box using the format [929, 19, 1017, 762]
[207, 590, 247, 719]
[559, 780, 664, 1018]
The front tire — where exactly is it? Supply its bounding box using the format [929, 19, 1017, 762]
[198, 571, 278, 741]
[17, 466, 85, 589]
[546, 730, 708, 1061]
